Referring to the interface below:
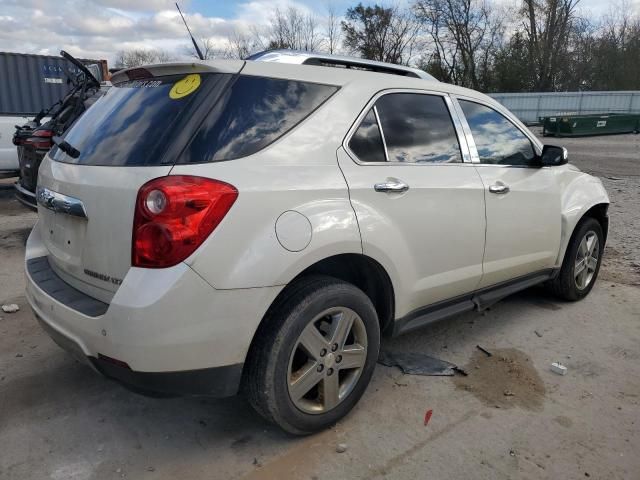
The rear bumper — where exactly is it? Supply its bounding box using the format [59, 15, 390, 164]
[25, 222, 282, 397]
[92, 356, 243, 397]
[34, 312, 242, 396]
[14, 181, 37, 210]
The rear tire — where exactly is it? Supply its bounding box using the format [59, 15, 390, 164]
[547, 217, 604, 301]
[245, 275, 380, 435]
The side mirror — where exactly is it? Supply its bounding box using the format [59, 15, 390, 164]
[540, 145, 568, 166]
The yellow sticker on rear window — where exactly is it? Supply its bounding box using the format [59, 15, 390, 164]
[169, 74, 201, 99]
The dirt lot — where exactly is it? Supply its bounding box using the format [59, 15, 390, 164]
[1, 133, 639, 480]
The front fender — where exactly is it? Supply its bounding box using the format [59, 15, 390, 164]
[556, 169, 609, 265]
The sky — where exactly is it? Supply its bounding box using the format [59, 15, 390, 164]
[0, 0, 637, 64]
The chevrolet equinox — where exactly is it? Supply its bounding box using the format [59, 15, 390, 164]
[25, 52, 609, 434]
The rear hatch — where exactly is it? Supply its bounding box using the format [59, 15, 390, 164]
[36, 62, 243, 303]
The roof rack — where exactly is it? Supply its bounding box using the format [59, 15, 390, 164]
[246, 49, 437, 81]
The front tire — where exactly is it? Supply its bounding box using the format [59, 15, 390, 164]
[245, 276, 380, 435]
[548, 217, 604, 301]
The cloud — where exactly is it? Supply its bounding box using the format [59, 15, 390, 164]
[0, 0, 327, 64]
[1, 0, 638, 66]
[236, 0, 314, 23]
[98, 0, 180, 11]
[0, 0, 267, 63]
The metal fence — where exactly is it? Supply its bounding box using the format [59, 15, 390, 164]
[488, 91, 640, 124]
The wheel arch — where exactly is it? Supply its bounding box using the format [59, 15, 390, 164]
[287, 253, 396, 335]
[582, 203, 609, 243]
[558, 201, 609, 266]
[243, 254, 395, 372]
[555, 170, 609, 266]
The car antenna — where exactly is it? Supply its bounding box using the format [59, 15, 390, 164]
[175, 2, 204, 60]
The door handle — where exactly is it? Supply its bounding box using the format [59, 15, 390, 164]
[489, 184, 510, 194]
[374, 181, 409, 193]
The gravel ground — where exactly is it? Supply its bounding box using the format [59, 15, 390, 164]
[0, 133, 638, 480]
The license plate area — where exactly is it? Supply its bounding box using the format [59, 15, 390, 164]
[40, 209, 88, 267]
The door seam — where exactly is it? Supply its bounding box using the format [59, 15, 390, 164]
[335, 146, 364, 255]
[472, 164, 488, 291]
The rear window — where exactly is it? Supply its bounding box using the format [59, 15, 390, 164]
[52, 73, 338, 166]
[52, 74, 231, 166]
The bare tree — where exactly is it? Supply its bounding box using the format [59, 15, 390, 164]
[200, 37, 218, 60]
[268, 6, 323, 51]
[181, 37, 220, 60]
[155, 50, 175, 63]
[415, 2, 460, 83]
[521, 0, 581, 91]
[414, 0, 505, 89]
[341, 3, 422, 65]
[325, 3, 342, 54]
[221, 29, 263, 59]
[248, 24, 270, 51]
[114, 49, 176, 68]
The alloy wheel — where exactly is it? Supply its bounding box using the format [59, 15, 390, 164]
[574, 230, 599, 290]
[287, 307, 368, 414]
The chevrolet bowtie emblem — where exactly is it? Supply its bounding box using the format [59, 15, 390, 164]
[36, 186, 88, 218]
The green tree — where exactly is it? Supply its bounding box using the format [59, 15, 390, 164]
[491, 32, 531, 92]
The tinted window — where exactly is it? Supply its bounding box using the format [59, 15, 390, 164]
[180, 76, 338, 163]
[459, 100, 536, 166]
[52, 74, 231, 166]
[348, 108, 386, 162]
[375, 93, 462, 163]
[51, 74, 337, 166]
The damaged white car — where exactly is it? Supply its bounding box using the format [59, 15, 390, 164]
[25, 52, 609, 434]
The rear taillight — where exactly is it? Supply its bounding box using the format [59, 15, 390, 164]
[24, 129, 53, 150]
[132, 176, 238, 268]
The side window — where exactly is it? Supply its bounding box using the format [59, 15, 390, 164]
[459, 100, 536, 166]
[375, 93, 462, 163]
[180, 76, 338, 163]
[348, 108, 386, 162]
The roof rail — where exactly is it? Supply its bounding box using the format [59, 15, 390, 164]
[247, 49, 437, 81]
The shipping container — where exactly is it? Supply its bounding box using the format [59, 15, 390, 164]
[0, 52, 107, 116]
[0, 52, 108, 171]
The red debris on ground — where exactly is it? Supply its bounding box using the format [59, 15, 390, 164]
[424, 409, 433, 426]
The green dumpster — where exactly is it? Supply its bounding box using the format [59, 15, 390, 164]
[542, 113, 640, 137]
[541, 116, 560, 136]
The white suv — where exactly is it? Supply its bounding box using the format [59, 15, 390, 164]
[25, 54, 609, 434]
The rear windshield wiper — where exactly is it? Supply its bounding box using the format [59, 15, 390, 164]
[52, 136, 81, 158]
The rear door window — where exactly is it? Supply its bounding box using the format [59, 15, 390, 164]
[375, 93, 462, 164]
[179, 76, 338, 163]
